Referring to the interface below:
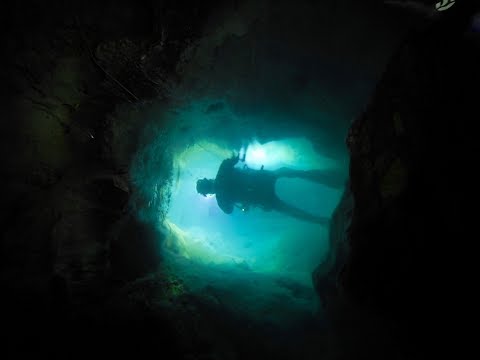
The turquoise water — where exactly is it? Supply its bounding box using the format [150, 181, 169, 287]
[128, 96, 348, 330]
[165, 137, 342, 279]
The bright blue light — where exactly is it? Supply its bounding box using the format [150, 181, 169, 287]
[164, 137, 344, 280]
[243, 138, 337, 171]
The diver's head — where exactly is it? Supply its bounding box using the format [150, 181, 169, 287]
[196, 178, 215, 196]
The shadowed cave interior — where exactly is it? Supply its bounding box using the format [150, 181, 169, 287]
[1, 1, 479, 359]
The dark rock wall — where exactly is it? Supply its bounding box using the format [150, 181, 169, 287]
[312, 186, 353, 308]
[0, 1, 216, 356]
[313, 3, 479, 358]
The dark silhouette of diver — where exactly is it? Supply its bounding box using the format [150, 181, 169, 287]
[196, 153, 344, 225]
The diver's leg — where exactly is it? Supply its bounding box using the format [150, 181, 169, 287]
[274, 167, 345, 189]
[273, 198, 329, 225]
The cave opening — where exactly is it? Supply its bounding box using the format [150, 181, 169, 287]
[128, 98, 348, 329]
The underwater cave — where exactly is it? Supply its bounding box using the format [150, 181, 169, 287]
[129, 100, 347, 329]
[2, 0, 479, 359]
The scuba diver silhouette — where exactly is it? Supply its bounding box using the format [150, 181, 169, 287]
[196, 153, 344, 225]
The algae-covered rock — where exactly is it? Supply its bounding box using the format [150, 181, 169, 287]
[379, 157, 408, 199]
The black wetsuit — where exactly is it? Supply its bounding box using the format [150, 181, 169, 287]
[214, 156, 342, 224]
[214, 156, 277, 214]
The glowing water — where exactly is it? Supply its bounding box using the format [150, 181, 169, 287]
[244, 138, 337, 171]
[164, 137, 343, 282]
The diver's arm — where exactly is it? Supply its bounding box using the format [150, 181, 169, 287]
[217, 195, 234, 214]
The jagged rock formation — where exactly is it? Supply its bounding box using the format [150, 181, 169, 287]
[0, 2, 216, 357]
[312, 186, 353, 308]
[313, 3, 479, 358]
